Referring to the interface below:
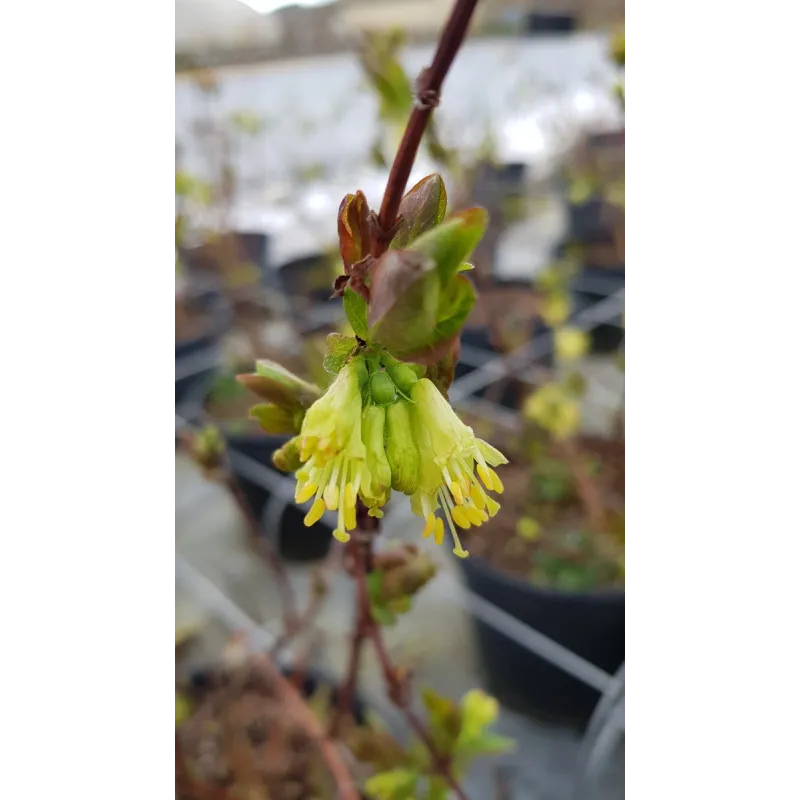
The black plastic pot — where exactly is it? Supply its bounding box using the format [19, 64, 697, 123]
[276, 253, 334, 306]
[568, 199, 617, 246]
[458, 554, 624, 727]
[525, 13, 576, 35]
[224, 431, 333, 563]
[571, 266, 625, 355]
[175, 289, 230, 413]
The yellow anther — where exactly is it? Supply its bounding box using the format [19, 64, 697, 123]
[344, 506, 357, 531]
[422, 513, 436, 538]
[368, 507, 384, 518]
[344, 482, 357, 509]
[304, 498, 326, 527]
[434, 517, 445, 545]
[488, 468, 504, 493]
[449, 481, 464, 505]
[295, 483, 317, 504]
[451, 506, 471, 529]
[477, 464, 493, 489]
[469, 483, 486, 510]
[323, 484, 340, 511]
[465, 505, 484, 526]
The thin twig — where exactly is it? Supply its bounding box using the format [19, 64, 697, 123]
[372, 0, 481, 256]
[270, 544, 342, 658]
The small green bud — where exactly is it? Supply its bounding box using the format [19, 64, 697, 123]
[385, 401, 420, 493]
[370, 371, 397, 406]
[354, 357, 369, 387]
[386, 363, 420, 394]
[272, 436, 303, 473]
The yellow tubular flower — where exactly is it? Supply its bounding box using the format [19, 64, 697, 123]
[292, 360, 367, 543]
[297, 361, 362, 463]
[408, 379, 507, 558]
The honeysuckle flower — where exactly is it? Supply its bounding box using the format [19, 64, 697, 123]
[293, 360, 368, 543]
[408, 379, 507, 558]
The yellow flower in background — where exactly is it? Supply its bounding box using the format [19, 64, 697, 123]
[524, 383, 581, 440]
[540, 293, 571, 327]
[408, 379, 507, 558]
[554, 326, 589, 363]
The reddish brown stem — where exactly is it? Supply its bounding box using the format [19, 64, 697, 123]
[372, 0, 481, 257]
[330, 539, 369, 734]
[368, 620, 469, 800]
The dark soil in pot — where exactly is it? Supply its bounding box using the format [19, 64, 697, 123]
[177, 660, 368, 800]
[457, 437, 625, 726]
[205, 380, 333, 563]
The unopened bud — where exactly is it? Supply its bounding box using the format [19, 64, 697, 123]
[379, 553, 437, 602]
[193, 425, 225, 471]
[386, 363, 419, 394]
[370, 371, 397, 406]
[354, 357, 369, 387]
[272, 436, 303, 473]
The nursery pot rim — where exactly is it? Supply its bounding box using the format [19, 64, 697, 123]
[457, 546, 625, 602]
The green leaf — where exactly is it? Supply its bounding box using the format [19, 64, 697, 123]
[458, 262, 475, 272]
[459, 689, 500, 738]
[399, 275, 476, 366]
[237, 360, 321, 410]
[343, 287, 370, 340]
[421, 688, 462, 752]
[323, 333, 358, 375]
[455, 732, 515, 759]
[390, 174, 448, 249]
[364, 769, 419, 800]
[408, 207, 488, 288]
[435, 274, 477, 342]
[272, 436, 303, 473]
[368, 250, 440, 358]
[425, 777, 448, 800]
[249, 403, 302, 435]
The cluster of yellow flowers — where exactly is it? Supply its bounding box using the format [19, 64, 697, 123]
[291, 356, 507, 558]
